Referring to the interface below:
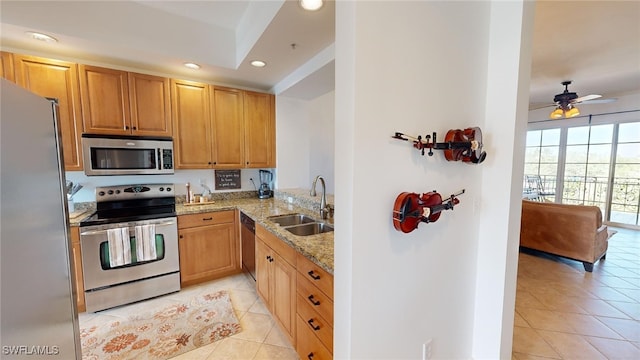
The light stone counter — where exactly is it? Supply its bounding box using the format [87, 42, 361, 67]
[176, 197, 334, 275]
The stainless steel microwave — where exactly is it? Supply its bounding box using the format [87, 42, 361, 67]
[81, 134, 174, 176]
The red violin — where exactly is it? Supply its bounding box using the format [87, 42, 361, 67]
[392, 127, 486, 164]
[392, 189, 465, 233]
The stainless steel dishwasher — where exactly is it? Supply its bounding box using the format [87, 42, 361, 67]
[240, 212, 256, 281]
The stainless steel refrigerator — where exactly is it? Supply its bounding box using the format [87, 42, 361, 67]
[1, 79, 80, 359]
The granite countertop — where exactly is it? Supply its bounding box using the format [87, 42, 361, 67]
[71, 196, 335, 275]
[176, 198, 334, 275]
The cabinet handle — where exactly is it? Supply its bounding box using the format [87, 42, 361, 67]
[308, 270, 321, 280]
[266, 255, 274, 262]
[307, 353, 314, 360]
[202, 217, 213, 221]
[308, 294, 320, 306]
[307, 318, 320, 331]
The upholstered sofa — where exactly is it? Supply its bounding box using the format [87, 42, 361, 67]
[520, 200, 609, 272]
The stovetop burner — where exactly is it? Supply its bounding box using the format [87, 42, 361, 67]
[80, 183, 176, 226]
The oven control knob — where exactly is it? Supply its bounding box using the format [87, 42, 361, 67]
[108, 190, 114, 195]
[166, 187, 172, 192]
[98, 191, 105, 196]
[115, 190, 121, 194]
[159, 187, 164, 191]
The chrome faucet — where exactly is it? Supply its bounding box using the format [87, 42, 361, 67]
[311, 175, 333, 219]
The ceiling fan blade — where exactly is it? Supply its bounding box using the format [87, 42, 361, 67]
[529, 103, 557, 111]
[572, 94, 602, 103]
[579, 98, 617, 105]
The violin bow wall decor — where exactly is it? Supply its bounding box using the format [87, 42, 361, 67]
[392, 189, 465, 233]
[392, 127, 487, 164]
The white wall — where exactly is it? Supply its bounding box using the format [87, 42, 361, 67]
[276, 91, 336, 194]
[275, 96, 311, 190]
[309, 90, 335, 194]
[334, 1, 532, 359]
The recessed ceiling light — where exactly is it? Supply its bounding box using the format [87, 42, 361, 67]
[183, 62, 201, 70]
[25, 31, 58, 43]
[251, 60, 266, 68]
[300, 0, 323, 11]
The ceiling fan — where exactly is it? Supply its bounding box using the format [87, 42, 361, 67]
[547, 81, 613, 119]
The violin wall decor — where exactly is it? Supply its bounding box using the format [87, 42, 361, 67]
[392, 189, 465, 233]
[392, 127, 487, 164]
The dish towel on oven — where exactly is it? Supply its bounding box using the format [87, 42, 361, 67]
[135, 224, 157, 261]
[107, 227, 132, 267]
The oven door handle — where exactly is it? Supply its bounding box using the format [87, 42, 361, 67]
[80, 221, 176, 236]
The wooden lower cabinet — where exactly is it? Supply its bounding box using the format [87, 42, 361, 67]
[296, 252, 334, 359]
[255, 224, 297, 345]
[178, 210, 240, 287]
[70, 226, 85, 312]
[296, 315, 332, 360]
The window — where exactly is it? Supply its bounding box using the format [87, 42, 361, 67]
[524, 120, 640, 228]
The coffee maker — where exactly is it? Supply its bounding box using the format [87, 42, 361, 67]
[258, 170, 273, 199]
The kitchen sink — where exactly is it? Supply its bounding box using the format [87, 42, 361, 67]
[283, 222, 334, 236]
[268, 213, 316, 227]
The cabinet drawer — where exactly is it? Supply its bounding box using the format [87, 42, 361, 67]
[297, 292, 333, 352]
[296, 252, 333, 299]
[297, 272, 333, 327]
[256, 224, 296, 265]
[296, 315, 332, 360]
[178, 210, 235, 229]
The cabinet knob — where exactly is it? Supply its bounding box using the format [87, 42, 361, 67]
[132, 126, 137, 130]
[307, 353, 314, 360]
[179, 235, 183, 239]
[125, 126, 129, 130]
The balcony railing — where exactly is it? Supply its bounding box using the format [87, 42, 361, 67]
[523, 174, 640, 226]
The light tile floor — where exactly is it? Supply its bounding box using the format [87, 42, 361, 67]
[171, 273, 299, 360]
[512, 226, 640, 360]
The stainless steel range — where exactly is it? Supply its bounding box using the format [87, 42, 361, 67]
[80, 184, 180, 312]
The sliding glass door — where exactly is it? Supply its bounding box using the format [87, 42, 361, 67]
[610, 122, 640, 226]
[524, 120, 640, 228]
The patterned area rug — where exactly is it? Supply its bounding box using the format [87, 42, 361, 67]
[79, 290, 241, 359]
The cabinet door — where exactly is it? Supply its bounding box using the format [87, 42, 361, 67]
[178, 222, 237, 287]
[70, 227, 86, 313]
[272, 252, 297, 342]
[128, 72, 172, 136]
[244, 91, 275, 168]
[14, 54, 84, 170]
[255, 238, 272, 303]
[1, 51, 15, 82]
[79, 65, 130, 135]
[171, 79, 213, 168]
[211, 86, 244, 168]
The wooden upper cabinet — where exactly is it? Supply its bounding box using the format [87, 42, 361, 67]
[171, 79, 212, 168]
[14, 54, 84, 170]
[79, 66, 172, 137]
[79, 65, 131, 135]
[128, 72, 172, 136]
[211, 86, 245, 168]
[1, 51, 15, 82]
[244, 91, 275, 168]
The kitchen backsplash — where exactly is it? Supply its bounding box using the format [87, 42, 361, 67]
[65, 169, 275, 203]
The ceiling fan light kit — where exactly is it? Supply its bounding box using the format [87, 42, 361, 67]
[547, 80, 601, 119]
